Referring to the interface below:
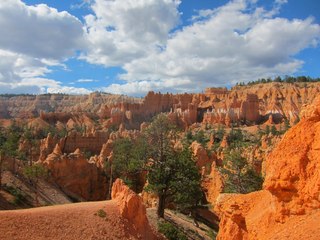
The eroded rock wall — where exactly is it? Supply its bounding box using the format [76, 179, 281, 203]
[215, 95, 320, 240]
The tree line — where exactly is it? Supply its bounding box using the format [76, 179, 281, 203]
[236, 75, 320, 86]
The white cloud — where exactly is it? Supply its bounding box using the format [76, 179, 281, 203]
[103, 77, 192, 96]
[0, 0, 86, 94]
[105, 0, 320, 95]
[76, 79, 98, 83]
[0, 0, 84, 59]
[0, 76, 61, 95]
[0, 49, 50, 83]
[81, 0, 181, 66]
[47, 86, 92, 95]
[71, 0, 93, 10]
[0, 83, 42, 94]
[0, 0, 319, 96]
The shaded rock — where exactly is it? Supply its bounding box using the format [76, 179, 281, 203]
[43, 148, 107, 201]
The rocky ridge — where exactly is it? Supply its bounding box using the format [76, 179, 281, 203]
[0, 82, 319, 128]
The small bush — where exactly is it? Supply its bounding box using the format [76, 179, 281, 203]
[158, 221, 187, 240]
[3, 185, 26, 205]
[95, 209, 107, 218]
[207, 229, 217, 239]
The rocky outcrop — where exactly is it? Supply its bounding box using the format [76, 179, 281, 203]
[190, 141, 214, 169]
[202, 161, 223, 205]
[112, 179, 156, 239]
[43, 147, 107, 201]
[39, 131, 109, 162]
[215, 96, 320, 239]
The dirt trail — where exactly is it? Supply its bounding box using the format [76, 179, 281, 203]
[0, 201, 140, 240]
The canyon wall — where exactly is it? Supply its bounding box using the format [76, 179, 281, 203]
[214, 95, 320, 240]
[1, 82, 319, 128]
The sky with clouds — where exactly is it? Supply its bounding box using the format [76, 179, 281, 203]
[0, 0, 319, 96]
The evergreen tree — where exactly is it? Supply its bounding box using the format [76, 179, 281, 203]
[144, 114, 202, 218]
[270, 125, 278, 135]
[284, 119, 291, 131]
[23, 164, 47, 206]
[219, 148, 263, 194]
[112, 137, 148, 192]
[0, 150, 3, 191]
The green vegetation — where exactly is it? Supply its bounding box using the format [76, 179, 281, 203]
[236, 75, 320, 86]
[0, 152, 3, 191]
[219, 148, 263, 194]
[95, 209, 107, 219]
[23, 164, 47, 206]
[110, 114, 202, 218]
[3, 185, 27, 205]
[144, 114, 202, 218]
[158, 221, 187, 240]
[184, 129, 209, 147]
[207, 229, 217, 239]
[111, 137, 148, 192]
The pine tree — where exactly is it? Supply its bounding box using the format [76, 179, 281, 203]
[23, 164, 47, 206]
[144, 114, 202, 218]
[219, 148, 263, 194]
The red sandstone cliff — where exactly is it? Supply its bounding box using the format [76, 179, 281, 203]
[214, 95, 320, 239]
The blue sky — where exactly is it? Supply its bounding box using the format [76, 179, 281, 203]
[0, 0, 319, 96]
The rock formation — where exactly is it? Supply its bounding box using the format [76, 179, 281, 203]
[202, 161, 223, 205]
[190, 141, 214, 169]
[112, 179, 156, 239]
[215, 96, 320, 239]
[0, 83, 319, 128]
[43, 147, 107, 201]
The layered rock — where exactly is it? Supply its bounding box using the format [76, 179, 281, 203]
[112, 179, 156, 239]
[215, 96, 320, 239]
[1, 83, 318, 128]
[0, 93, 140, 119]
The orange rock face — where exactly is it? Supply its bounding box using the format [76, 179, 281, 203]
[202, 161, 223, 205]
[43, 148, 107, 201]
[111, 179, 156, 240]
[264, 96, 320, 215]
[215, 96, 320, 239]
[190, 141, 213, 169]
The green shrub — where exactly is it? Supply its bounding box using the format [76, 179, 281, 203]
[158, 221, 187, 240]
[207, 229, 217, 239]
[95, 209, 107, 218]
[3, 185, 26, 205]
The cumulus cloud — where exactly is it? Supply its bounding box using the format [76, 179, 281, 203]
[0, 0, 85, 94]
[0, 49, 50, 83]
[1, 0, 319, 96]
[0, 0, 85, 59]
[103, 0, 320, 96]
[47, 86, 92, 95]
[82, 0, 181, 66]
